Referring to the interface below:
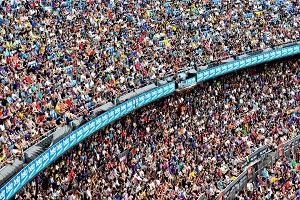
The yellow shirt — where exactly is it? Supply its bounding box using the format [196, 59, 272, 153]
[163, 39, 169, 46]
[271, 176, 277, 183]
[55, 104, 61, 114]
[189, 171, 196, 178]
[19, 113, 24, 119]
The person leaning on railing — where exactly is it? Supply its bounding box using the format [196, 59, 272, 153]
[0, 146, 13, 167]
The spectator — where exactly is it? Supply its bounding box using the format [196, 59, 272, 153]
[0, 147, 13, 167]
[10, 139, 25, 157]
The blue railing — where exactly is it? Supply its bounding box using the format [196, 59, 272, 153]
[0, 44, 300, 200]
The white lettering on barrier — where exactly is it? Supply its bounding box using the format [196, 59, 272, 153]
[95, 116, 102, 129]
[215, 66, 221, 75]
[251, 56, 257, 63]
[28, 162, 35, 178]
[120, 104, 126, 115]
[76, 128, 83, 141]
[294, 45, 299, 52]
[13, 175, 20, 190]
[221, 64, 227, 72]
[56, 141, 63, 154]
[63, 137, 69, 151]
[157, 88, 163, 98]
[282, 48, 287, 56]
[203, 71, 209, 79]
[21, 168, 28, 185]
[250, 155, 257, 162]
[185, 77, 196, 86]
[35, 156, 43, 171]
[209, 69, 215, 77]
[263, 53, 269, 61]
[0, 189, 5, 200]
[114, 107, 121, 118]
[145, 92, 151, 102]
[88, 121, 95, 134]
[163, 84, 169, 94]
[259, 148, 268, 156]
[151, 90, 157, 100]
[42, 152, 49, 167]
[246, 57, 251, 65]
[191, 77, 196, 85]
[270, 51, 275, 59]
[197, 72, 204, 81]
[108, 110, 114, 121]
[227, 63, 233, 70]
[70, 131, 77, 145]
[83, 124, 89, 136]
[138, 95, 145, 106]
[101, 114, 108, 125]
[80, 124, 89, 135]
[275, 49, 281, 57]
[185, 79, 190, 86]
[5, 182, 13, 197]
[126, 99, 133, 110]
[50, 147, 56, 160]
[287, 47, 293, 54]
[168, 83, 174, 92]
[239, 60, 246, 68]
[233, 61, 239, 70]
[257, 54, 263, 63]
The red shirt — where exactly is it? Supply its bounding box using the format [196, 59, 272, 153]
[36, 103, 41, 110]
[121, 131, 126, 137]
[66, 100, 72, 107]
[132, 148, 137, 155]
[26, 77, 31, 84]
[79, 43, 84, 50]
[37, 115, 45, 122]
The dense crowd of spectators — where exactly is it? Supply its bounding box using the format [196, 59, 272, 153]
[0, 0, 299, 166]
[237, 152, 300, 200]
[13, 57, 300, 199]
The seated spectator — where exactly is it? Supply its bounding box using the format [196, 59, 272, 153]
[10, 139, 25, 158]
[0, 148, 13, 167]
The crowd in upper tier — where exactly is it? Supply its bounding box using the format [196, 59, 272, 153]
[14, 57, 300, 199]
[0, 0, 299, 166]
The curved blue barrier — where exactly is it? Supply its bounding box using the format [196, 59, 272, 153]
[0, 44, 299, 200]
